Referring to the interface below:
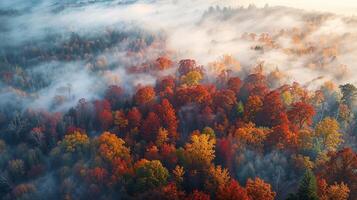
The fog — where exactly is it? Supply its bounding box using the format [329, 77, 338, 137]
[1, 0, 357, 111]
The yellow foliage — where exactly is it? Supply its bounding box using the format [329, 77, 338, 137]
[180, 70, 203, 86]
[173, 165, 185, 185]
[97, 132, 130, 161]
[234, 123, 269, 148]
[205, 165, 230, 192]
[60, 131, 89, 153]
[185, 134, 215, 168]
[315, 117, 343, 152]
[156, 127, 169, 147]
[292, 154, 315, 170]
[326, 182, 350, 200]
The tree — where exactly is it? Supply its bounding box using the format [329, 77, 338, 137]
[243, 95, 263, 123]
[132, 159, 169, 192]
[238, 73, 269, 102]
[234, 122, 269, 149]
[105, 85, 124, 109]
[181, 71, 203, 86]
[157, 99, 179, 140]
[318, 178, 350, 200]
[154, 56, 173, 70]
[258, 91, 286, 127]
[98, 109, 113, 131]
[265, 112, 296, 149]
[185, 134, 215, 169]
[293, 170, 319, 200]
[213, 89, 237, 112]
[314, 117, 342, 152]
[246, 178, 276, 200]
[319, 148, 357, 199]
[175, 85, 212, 107]
[8, 159, 25, 180]
[186, 190, 211, 200]
[97, 132, 130, 162]
[127, 107, 142, 128]
[141, 112, 161, 142]
[288, 102, 315, 129]
[227, 77, 242, 94]
[204, 165, 230, 195]
[94, 100, 113, 130]
[339, 84, 357, 108]
[216, 180, 250, 200]
[178, 59, 200, 76]
[60, 131, 89, 153]
[114, 110, 128, 130]
[135, 86, 156, 105]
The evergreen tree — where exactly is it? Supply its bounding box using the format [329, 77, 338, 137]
[287, 170, 319, 200]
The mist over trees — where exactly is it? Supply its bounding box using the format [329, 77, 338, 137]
[1, 1, 357, 200]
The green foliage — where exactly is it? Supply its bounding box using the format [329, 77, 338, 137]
[297, 170, 319, 200]
[132, 159, 169, 192]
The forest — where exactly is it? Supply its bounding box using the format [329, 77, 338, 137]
[1, 55, 356, 199]
[1, 1, 357, 200]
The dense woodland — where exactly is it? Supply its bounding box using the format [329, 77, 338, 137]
[1, 2, 357, 200]
[0, 53, 357, 200]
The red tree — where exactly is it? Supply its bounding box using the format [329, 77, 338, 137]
[287, 102, 315, 129]
[156, 99, 179, 140]
[127, 107, 142, 129]
[135, 86, 156, 105]
[217, 180, 250, 200]
[141, 112, 161, 142]
[227, 77, 242, 94]
[319, 148, 357, 199]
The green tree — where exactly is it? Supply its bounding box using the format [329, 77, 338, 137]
[132, 159, 169, 192]
[290, 170, 319, 200]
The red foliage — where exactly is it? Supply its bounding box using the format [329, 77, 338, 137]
[239, 73, 269, 101]
[141, 112, 161, 141]
[154, 57, 173, 70]
[243, 95, 263, 123]
[105, 85, 124, 109]
[175, 85, 212, 107]
[98, 109, 113, 131]
[227, 77, 242, 94]
[178, 59, 199, 76]
[135, 86, 156, 105]
[156, 99, 179, 140]
[213, 89, 237, 112]
[127, 107, 142, 128]
[156, 76, 176, 92]
[160, 143, 178, 168]
[87, 167, 109, 186]
[259, 91, 286, 127]
[216, 138, 234, 170]
[287, 101, 315, 129]
[186, 190, 211, 200]
[216, 180, 250, 200]
[319, 148, 357, 198]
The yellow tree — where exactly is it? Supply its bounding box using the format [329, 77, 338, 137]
[97, 132, 130, 162]
[60, 131, 89, 153]
[314, 117, 343, 152]
[185, 134, 215, 169]
[246, 178, 276, 200]
[204, 165, 230, 195]
[318, 179, 350, 200]
[234, 122, 269, 149]
[180, 70, 203, 86]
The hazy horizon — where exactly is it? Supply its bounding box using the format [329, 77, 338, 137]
[239, 0, 357, 15]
